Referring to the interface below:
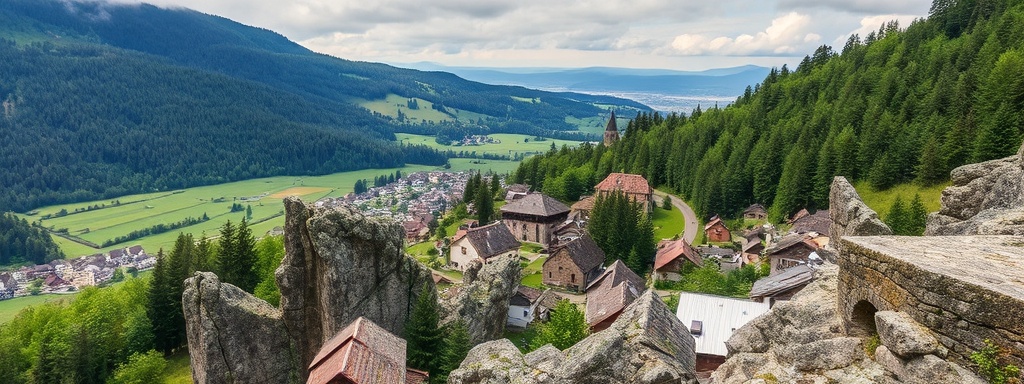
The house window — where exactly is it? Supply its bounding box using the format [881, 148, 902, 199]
[571, 273, 576, 283]
[461, 247, 467, 255]
[523, 310, 528, 317]
[548, 272, 551, 278]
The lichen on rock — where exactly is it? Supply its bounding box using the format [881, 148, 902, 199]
[440, 255, 521, 345]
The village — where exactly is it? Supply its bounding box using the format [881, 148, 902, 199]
[0, 245, 156, 300]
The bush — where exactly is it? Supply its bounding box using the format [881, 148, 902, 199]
[971, 339, 1021, 384]
[107, 350, 167, 384]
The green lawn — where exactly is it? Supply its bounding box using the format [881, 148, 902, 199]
[21, 159, 515, 259]
[0, 294, 73, 324]
[521, 272, 543, 288]
[161, 350, 192, 384]
[520, 243, 544, 255]
[524, 256, 547, 274]
[396, 133, 581, 159]
[652, 205, 685, 240]
[357, 94, 489, 123]
[406, 241, 438, 258]
[503, 325, 540, 353]
[853, 181, 949, 220]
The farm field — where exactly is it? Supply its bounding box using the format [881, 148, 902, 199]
[24, 159, 519, 258]
[396, 133, 582, 158]
[357, 94, 490, 123]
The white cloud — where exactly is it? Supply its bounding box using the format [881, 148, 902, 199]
[832, 14, 922, 47]
[669, 12, 822, 56]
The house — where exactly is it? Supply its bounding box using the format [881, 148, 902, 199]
[500, 192, 570, 247]
[551, 220, 585, 244]
[507, 286, 562, 328]
[109, 248, 126, 259]
[504, 184, 530, 203]
[594, 173, 653, 212]
[431, 272, 455, 286]
[448, 222, 520, 271]
[653, 238, 702, 282]
[128, 245, 145, 257]
[543, 235, 605, 291]
[307, 316, 424, 384]
[750, 264, 815, 306]
[675, 292, 771, 372]
[43, 273, 67, 288]
[569, 195, 595, 221]
[741, 237, 764, 265]
[603, 110, 620, 146]
[791, 209, 831, 236]
[704, 215, 731, 243]
[765, 234, 820, 275]
[66, 270, 96, 288]
[742, 204, 768, 220]
[402, 220, 429, 242]
[585, 260, 645, 331]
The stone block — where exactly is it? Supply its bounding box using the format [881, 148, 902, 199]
[875, 311, 940, 358]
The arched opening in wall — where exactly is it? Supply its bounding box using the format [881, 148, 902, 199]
[850, 300, 878, 337]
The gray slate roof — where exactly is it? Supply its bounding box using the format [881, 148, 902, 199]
[791, 209, 831, 236]
[749, 264, 814, 299]
[466, 222, 521, 259]
[501, 192, 570, 217]
[550, 235, 606, 274]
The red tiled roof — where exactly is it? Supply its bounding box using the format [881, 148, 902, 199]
[594, 173, 652, 196]
[308, 317, 407, 384]
[405, 368, 429, 384]
[654, 238, 702, 271]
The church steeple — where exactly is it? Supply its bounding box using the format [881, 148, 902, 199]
[603, 111, 619, 146]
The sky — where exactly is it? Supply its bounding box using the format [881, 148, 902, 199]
[111, 0, 934, 71]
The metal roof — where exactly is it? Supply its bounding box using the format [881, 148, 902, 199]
[675, 292, 770, 357]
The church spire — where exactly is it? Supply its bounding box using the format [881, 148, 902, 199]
[603, 111, 620, 146]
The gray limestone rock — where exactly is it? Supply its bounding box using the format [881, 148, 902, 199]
[874, 311, 940, 358]
[828, 176, 892, 259]
[276, 197, 436, 372]
[182, 272, 295, 384]
[787, 337, 864, 371]
[441, 255, 521, 345]
[873, 346, 906, 379]
[448, 290, 697, 384]
[927, 140, 1024, 236]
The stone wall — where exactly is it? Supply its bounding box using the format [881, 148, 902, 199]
[503, 218, 556, 246]
[838, 235, 1024, 367]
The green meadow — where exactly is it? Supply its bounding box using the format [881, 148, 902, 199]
[24, 159, 519, 258]
[853, 181, 949, 220]
[357, 94, 490, 123]
[396, 133, 582, 158]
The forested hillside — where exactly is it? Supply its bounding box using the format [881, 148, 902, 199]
[0, 213, 64, 266]
[0, 0, 647, 213]
[515, 0, 1024, 221]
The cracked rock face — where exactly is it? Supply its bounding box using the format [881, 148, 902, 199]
[448, 290, 697, 384]
[440, 255, 521, 345]
[828, 177, 892, 259]
[927, 140, 1024, 235]
[182, 272, 295, 384]
[277, 197, 436, 372]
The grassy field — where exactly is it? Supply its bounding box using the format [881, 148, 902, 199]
[652, 205, 685, 240]
[853, 181, 949, 220]
[357, 94, 489, 123]
[161, 351, 192, 384]
[397, 133, 582, 159]
[0, 294, 73, 324]
[23, 159, 518, 259]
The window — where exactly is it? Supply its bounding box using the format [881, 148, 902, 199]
[548, 272, 552, 278]
[461, 247, 467, 255]
[571, 273, 576, 283]
[523, 310, 528, 317]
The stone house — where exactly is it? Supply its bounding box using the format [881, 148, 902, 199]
[594, 173, 653, 213]
[675, 292, 770, 372]
[307, 316, 428, 384]
[742, 204, 768, 220]
[542, 235, 605, 291]
[741, 236, 764, 265]
[765, 233, 820, 275]
[585, 260, 645, 331]
[500, 192, 570, 247]
[449, 222, 520, 272]
[790, 209, 831, 236]
[704, 215, 731, 243]
[653, 238, 703, 282]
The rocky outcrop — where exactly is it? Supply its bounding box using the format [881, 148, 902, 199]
[448, 290, 697, 384]
[276, 197, 436, 370]
[827, 176, 892, 261]
[182, 272, 296, 384]
[440, 256, 521, 344]
[927, 140, 1024, 235]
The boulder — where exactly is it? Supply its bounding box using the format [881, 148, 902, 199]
[448, 290, 697, 384]
[276, 197, 435, 371]
[873, 345, 906, 379]
[828, 176, 892, 260]
[182, 272, 295, 384]
[927, 140, 1024, 235]
[874, 311, 940, 358]
[902, 354, 980, 384]
[440, 255, 521, 344]
[787, 337, 864, 371]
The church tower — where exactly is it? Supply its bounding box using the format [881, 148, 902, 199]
[603, 111, 619, 146]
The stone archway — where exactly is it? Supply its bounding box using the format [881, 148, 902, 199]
[849, 300, 878, 337]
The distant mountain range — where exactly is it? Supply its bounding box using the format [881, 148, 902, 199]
[398, 63, 772, 112]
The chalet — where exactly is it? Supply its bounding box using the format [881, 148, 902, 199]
[551, 220, 585, 244]
[43, 273, 67, 288]
[791, 209, 831, 236]
[594, 173, 653, 212]
[675, 292, 770, 373]
[704, 215, 731, 243]
[307, 317, 425, 384]
[653, 238, 702, 282]
[603, 110, 620, 146]
[507, 286, 561, 328]
[742, 204, 768, 220]
[750, 264, 815, 306]
[402, 220, 429, 242]
[500, 192, 570, 247]
[543, 235, 605, 291]
[569, 195, 595, 221]
[765, 234, 820, 275]
[585, 260, 645, 331]
[448, 222, 520, 271]
[504, 184, 530, 203]
[741, 237, 764, 265]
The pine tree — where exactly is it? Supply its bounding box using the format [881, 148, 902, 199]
[405, 287, 443, 377]
[885, 196, 910, 235]
[463, 173, 478, 204]
[146, 249, 176, 353]
[215, 220, 238, 284]
[529, 300, 589, 351]
[436, 321, 471, 384]
[475, 179, 494, 225]
[166, 233, 195, 348]
[233, 219, 260, 293]
[908, 194, 928, 236]
[194, 235, 212, 272]
[245, 204, 253, 219]
[489, 174, 501, 196]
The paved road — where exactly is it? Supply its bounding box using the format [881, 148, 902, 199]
[653, 190, 698, 244]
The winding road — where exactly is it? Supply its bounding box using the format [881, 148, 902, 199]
[653, 190, 698, 244]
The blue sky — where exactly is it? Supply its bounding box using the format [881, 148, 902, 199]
[114, 0, 932, 70]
